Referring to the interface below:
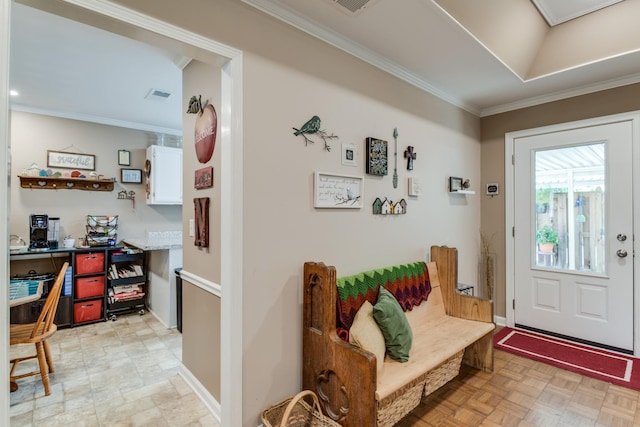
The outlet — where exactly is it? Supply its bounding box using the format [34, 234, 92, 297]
[189, 219, 195, 237]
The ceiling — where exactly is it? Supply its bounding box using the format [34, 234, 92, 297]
[10, 2, 184, 136]
[9, 0, 640, 134]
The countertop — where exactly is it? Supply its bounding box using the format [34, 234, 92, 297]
[123, 231, 183, 251]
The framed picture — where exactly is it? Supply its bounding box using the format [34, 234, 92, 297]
[194, 166, 213, 189]
[47, 150, 95, 170]
[121, 168, 143, 184]
[341, 143, 357, 167]
[365, 137, 388, 176]
[118, 150, 131, 166]
[314, 171, 364, 209]
[449, 176, 463, 192]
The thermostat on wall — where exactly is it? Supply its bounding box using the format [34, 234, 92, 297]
[486, 182, 499, 196]
[408, 177, 421, 196]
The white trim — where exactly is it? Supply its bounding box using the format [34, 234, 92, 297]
[240, 0, 480, 116]
[482, 72, 640, 117]
[220, 53, 245, 427]
[2, 2, 245, 425]
[505, 111, 640, 356]
[179, 364, 221, 423]
[0, 0, 11, 424]
[10, 103, 182, 136]
[494, 315, 507, 327]
[180, 270, 222, 297]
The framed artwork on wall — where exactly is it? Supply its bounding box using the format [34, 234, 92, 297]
[365, 137, 388, 176]
[314, 171, 363, 208]
[341, 143, 357, 167]
[47, 150, 95, 171]
[121, 168, 143, 184]
[118, 150, 131, 166]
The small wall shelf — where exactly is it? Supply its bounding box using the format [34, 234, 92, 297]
[18, 175, 115, 192]
[452, 190, 476, 195]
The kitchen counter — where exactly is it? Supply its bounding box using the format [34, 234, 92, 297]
[123, 231, 183, 251]
[123, 231, 182, 329]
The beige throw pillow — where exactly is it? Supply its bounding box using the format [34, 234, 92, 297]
[349, 300, 386, 374]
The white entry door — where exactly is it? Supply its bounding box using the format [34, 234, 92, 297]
[513, 120, 634, 352]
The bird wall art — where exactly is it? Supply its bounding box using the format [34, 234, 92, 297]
[292, 115, 339, 151]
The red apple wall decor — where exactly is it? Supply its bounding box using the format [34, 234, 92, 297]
[187, 95, 217, 164]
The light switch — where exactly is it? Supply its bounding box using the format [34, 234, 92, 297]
[189, 219, 195, 237]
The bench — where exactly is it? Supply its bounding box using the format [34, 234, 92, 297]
[303, 245, 495, 427]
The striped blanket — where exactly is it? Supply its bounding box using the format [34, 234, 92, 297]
[336, 261, 431, 330]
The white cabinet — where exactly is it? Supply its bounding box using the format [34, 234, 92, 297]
[146, 145, 182, 205]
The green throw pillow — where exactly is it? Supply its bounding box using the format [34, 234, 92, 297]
[373, 287, 412, 362]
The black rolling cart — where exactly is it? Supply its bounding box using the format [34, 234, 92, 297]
[106, 249, 147, 321]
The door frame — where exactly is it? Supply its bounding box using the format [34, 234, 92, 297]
[505, 112, 640, 356]
[0, 1, 244, 426]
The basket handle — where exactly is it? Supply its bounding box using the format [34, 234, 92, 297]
[280, 390, 322, 427]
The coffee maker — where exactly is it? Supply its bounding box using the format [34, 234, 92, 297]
[29, 214, 49, 251]
[47, 217, 60, 249]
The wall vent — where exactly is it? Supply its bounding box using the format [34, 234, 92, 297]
[145, 88, 172, 101]
[332, 0, 379, 15]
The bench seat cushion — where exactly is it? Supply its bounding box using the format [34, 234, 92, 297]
[375, 290, 495, 402]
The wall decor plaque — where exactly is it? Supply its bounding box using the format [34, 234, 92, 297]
[365, 138, 388, 176]
[314, 172, 363, 209]
[194, 166, 213, 189]
[47, 150, 95, 171]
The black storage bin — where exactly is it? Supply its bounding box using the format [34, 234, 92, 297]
[175, 268, 183, 333]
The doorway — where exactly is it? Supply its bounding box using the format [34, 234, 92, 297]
[505, 113, 640, 355]
[0, 1, 243, 426]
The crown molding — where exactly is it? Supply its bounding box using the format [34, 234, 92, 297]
[240, 0, 481, 116]
[10, 103, 183, 136]
[480, 72, 640, 117]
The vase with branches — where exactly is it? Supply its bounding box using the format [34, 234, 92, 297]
[478, 232, 496, 300]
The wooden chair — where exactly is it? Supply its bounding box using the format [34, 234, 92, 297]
[10, 262, 68, 396]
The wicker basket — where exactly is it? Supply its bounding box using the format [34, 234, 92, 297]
[261, 390, 341, 427]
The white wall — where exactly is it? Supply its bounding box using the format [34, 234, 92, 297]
[10, 111, 181, 242]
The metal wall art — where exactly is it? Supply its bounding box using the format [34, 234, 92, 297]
[187, 95, 217, 164]
[392, 128, 399, 188]
[404, 146, 416, 170]
[292, 115, 339, 151]
[365, 137, 388, 176]
[372, 197, 407, 215]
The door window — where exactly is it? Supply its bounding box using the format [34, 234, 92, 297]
[534, 143, 606, 274]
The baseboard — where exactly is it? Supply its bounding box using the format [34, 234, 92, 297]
[179, 363, 221, 423]
[494, 315, 507, 326]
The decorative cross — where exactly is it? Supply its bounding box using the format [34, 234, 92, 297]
[404, 146, 416, 170]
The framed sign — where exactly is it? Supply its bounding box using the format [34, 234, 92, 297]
[121, 168, 143, 184]
[365, 137, 388, 176]
[194, 166, 213, 189]
[449, 176, 463, 192]
[314, 172, 363, 209]
[118, 150, 131, 166]
[47, 150, 95, 170]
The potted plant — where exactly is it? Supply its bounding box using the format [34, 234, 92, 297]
[536, 225, 558, 253]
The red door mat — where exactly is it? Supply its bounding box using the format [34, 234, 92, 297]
[494, 327, 640, 391]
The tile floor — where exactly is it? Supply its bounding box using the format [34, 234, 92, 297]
[9, 313, 218, 426]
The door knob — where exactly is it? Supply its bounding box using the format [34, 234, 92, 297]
[617, 249, 628, 258]
[617, 234, 627, 242]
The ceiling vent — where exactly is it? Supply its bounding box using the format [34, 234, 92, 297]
[331, 0, 380, 15]
[145, 88, 172, 102]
